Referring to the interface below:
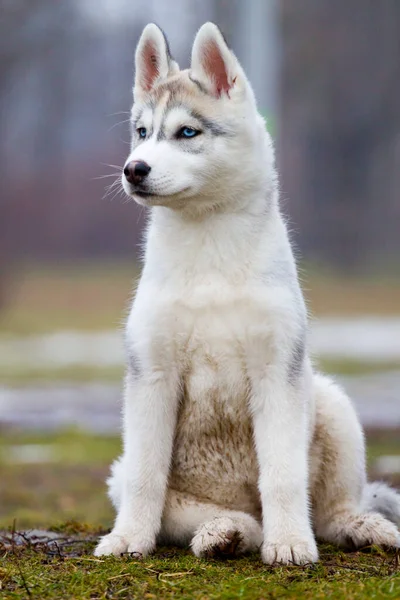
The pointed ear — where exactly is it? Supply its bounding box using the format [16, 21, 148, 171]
[134, 24, 179, 100]
[190, 23, 239, 97]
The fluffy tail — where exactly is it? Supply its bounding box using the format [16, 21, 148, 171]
[362, 482, 400, 528]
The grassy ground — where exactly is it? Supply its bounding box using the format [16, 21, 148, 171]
[1, 530, 399, 600]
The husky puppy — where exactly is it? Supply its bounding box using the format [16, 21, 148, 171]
[95, 23, 400, 564]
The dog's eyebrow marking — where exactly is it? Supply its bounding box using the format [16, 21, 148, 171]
[156, 128, 166, 141]
[153, 91, 171, 141]
[131, 108, 144, 129]
[156, 122, 167, 141]
[131, 103, 156, 130]
[130, 107, 155, 146]
[189, 110, 232, 137]
[188, 73, 210, 96]
[157, 102, 230, 140]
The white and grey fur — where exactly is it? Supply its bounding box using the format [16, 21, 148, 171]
[95, 23, 400, 564]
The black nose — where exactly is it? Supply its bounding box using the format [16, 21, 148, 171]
[124, 160, 151, 184]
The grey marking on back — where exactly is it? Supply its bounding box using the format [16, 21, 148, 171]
[288, 330, 306, 385]
[263, 258, 297, 289]
[128, 356, 141, 381]
[125, 339, 141, 379]
[262, 258, 308, 385]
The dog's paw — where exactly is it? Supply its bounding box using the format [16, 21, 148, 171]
[262, 537, 318, 565]
[337, 512, 400, 549]
[94, 531, 155, 557]
[191, 517, 247, 559]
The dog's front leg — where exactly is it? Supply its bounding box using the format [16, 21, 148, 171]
[95, 369, 179, 557]
[250, 371, 318, 565]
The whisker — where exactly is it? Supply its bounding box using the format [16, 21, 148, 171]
[103, 180, 121, 196]
[92, 173, 121, 181]
[111, 187, 126, 203]
[108, 118, 131, 132]
[103, 186, 119, 198]
[104, 177, 121, 188]
[102, 178, 123, 200]
[104, 188, 121, 202]
[107, 111, 131, 117]
[100, 163, 123, 171]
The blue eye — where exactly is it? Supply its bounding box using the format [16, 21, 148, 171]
[137, 127, 147, 138]
[179, 127, 199, 139]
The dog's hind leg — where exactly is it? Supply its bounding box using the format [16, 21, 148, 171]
[311, 374, 400, 549]
[159, 489, 263, 558]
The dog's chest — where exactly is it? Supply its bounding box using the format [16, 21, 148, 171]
[167, 292, 260, 505]
[176, 289, 252, 414]
[180, 337, 249, 439]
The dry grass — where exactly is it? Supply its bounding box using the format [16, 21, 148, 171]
[0, 263, 137, 335]
[1, 263, 400, 337]
[301, 270, 400, 316]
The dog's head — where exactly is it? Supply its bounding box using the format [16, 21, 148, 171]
[122, 23, 274, 214]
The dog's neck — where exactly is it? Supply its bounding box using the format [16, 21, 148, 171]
[141, 186, 284, 285]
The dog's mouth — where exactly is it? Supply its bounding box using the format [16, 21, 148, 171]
[133, 190, 158, 198]
[130, 187, 190, 200]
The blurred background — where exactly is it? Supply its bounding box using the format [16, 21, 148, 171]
[0, 0, 399, 530]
